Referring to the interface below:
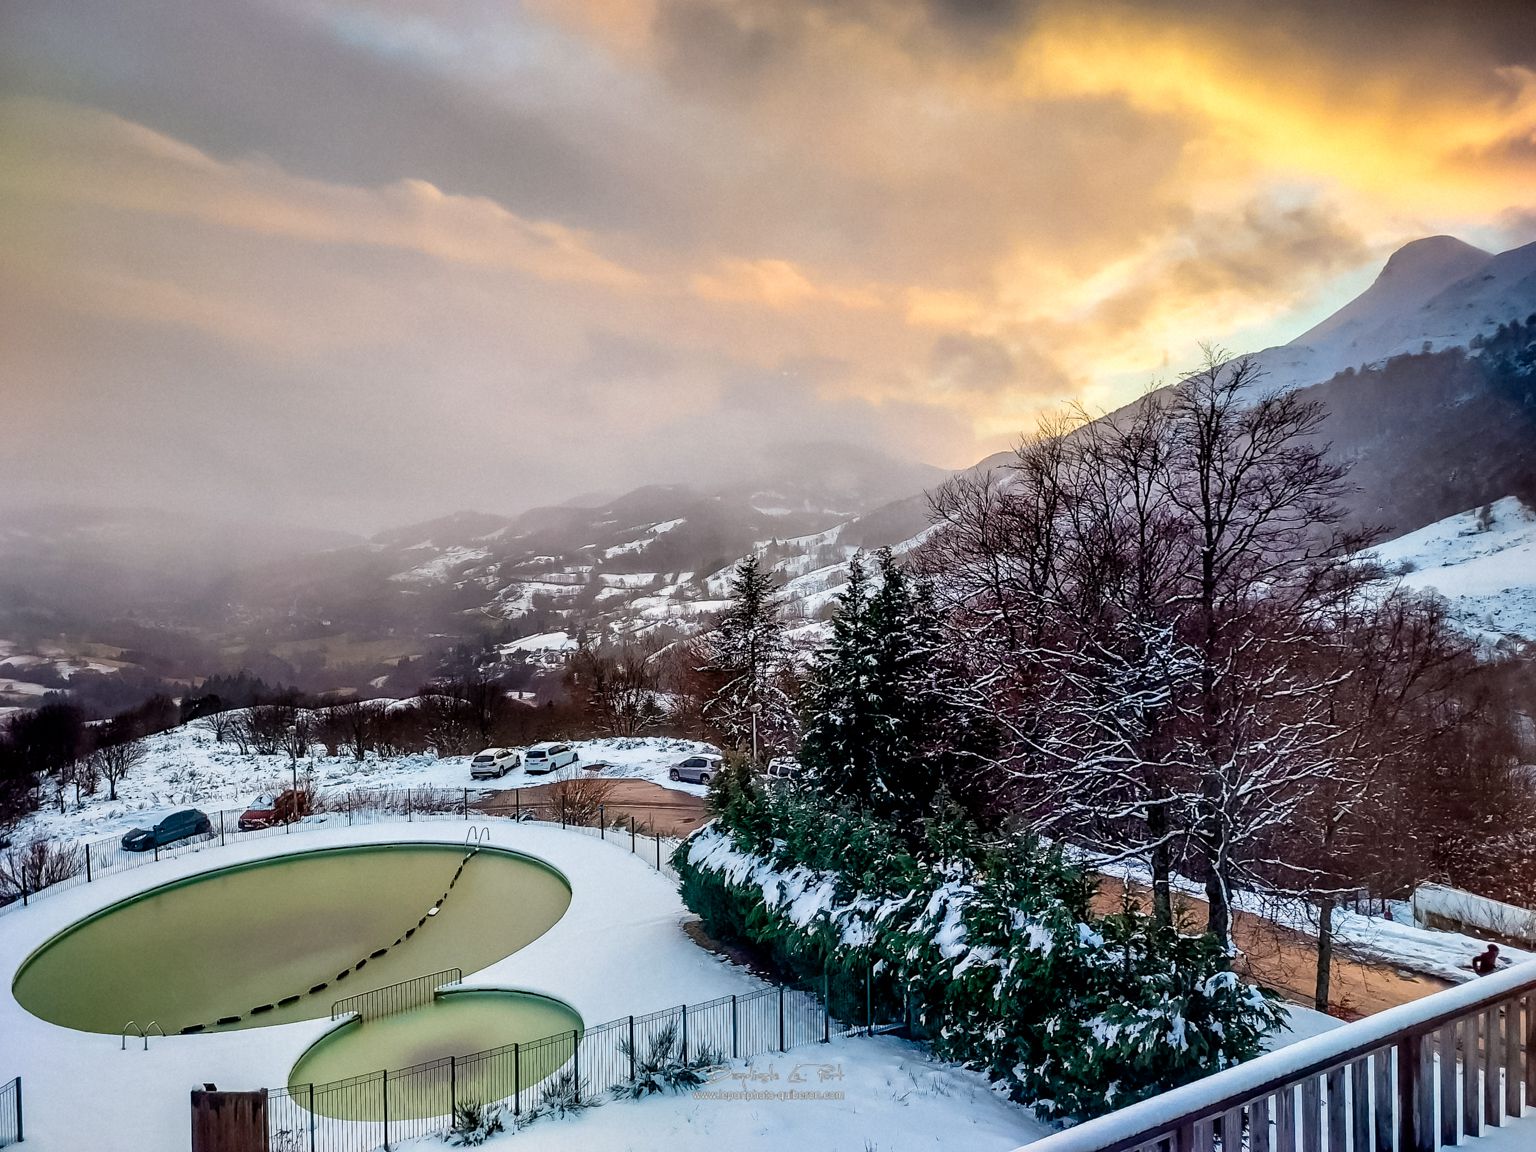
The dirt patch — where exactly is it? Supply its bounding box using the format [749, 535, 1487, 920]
[475, 778, 712, 838]
[1093, 876, 1452, 1018]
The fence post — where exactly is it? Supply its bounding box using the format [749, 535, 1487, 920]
[154, 841, 159, 863]
[823, 971, 830, 1043]
[381, 1068, 390, 1151]
[16, 1076, 22, 1143]
[449, 1055, 457, 1114]
[515, 789, 521, 820]
[513, 1043, 521, 1117]
[866, 962, 873, 1036]
[219, 810, 226, 846]
[463, 789, 469, 820]
[407, 789, 413, 822]
[19, 882, 24, 907]
[308, 1083, 315, 1152]
[731, 996, 738, 1059]
[348, 794, 353, 826]
[560, 797, 566, 828]
[600, 805, 605, 839]
[85, 842, 92, 883]
[572, 1030, 581, 1103]
[656, 834, 661, 871]
[681, 1003, 689, 1064]
[631, 816, 636, 853]
[1398, 1034, 1432, 1152]
[778, 985, 786, 1052]
[629, 1016, 637, 1081]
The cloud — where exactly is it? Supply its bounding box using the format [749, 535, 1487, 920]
[2, 0, 1535, 531]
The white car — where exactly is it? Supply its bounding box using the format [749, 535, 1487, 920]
[469, 748, 520, 779]
[522, 742, 579, 775]
[670, 754, 724, 785]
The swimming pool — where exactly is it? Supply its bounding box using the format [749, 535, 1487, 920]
[11, 842, 571, 1036]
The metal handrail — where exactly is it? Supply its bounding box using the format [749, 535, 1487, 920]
[144, 1020, 165, 1049]
[120, 1020, 143, 1051]
[331, 967, 463, 1022]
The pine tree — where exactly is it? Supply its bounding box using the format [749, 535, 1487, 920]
[801, 550, 984, 827]
[703, 554, 796, 757]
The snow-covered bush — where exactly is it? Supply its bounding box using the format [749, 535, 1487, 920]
[677, 783, 1285, 1124]
[612, 1021, 721, 1098]
[444, 1100, 505, 1146]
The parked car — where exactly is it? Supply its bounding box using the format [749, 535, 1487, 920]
[237, 794, 278, 831]
[757, 758, 804, 784]
[522, 742, 579, 775]
[237, 789, 310, 831]
[669, 754, 724, 786]
[121, 808, 213, 852]
[470, 747, 521, 779]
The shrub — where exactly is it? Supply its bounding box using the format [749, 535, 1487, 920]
[612, 1021, 721, 1098]
[444, 1100, 505, 1146]
[675, 786, 1285, 1124]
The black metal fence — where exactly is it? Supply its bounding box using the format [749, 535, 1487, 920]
[0, 1076, 20, 1147]
[0, 785, 684, 914]
[265, 984, 841, 1151]
[332, 969, 462, 1022]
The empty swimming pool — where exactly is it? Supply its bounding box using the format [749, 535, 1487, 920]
[11, 842, 571, 1036]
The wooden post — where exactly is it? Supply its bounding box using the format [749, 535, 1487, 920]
[1438, 1022, 1458, 1146]
[1463, 1014, 1480, 1136]
[1505, 997, 1522, 1119]
[1485, 1005, 1502, 1127]
[1373, 1048, 1394, 1152]
[1325, 1065, 1346, 1150]
[1398, 1033, 1434, 1152]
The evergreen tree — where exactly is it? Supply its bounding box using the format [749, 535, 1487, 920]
[703, 554, 796, 757]
[801, 550, 986, 827]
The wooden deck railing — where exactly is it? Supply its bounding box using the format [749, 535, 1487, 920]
[1021, 961, 1536, 1152]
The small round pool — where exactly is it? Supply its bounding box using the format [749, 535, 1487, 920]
[11, 842, 571, 1035]
[291, 989, 583, 1120]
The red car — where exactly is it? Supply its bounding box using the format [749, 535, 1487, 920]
[237, 793, 279, 831]
[237, 789, 311, 831]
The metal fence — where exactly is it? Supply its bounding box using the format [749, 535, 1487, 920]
[332, 969, 462, 1023]
[266, 984, 840, 1152]
[0, 1076, 20, 1147]
[0, 784, 685, 914]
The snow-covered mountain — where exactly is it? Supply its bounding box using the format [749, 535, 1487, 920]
[1252, 235, 1536, 393]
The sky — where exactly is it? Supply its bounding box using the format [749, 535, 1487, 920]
[3, 0, 1536, 533]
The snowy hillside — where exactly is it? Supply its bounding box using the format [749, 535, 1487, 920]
[1370, 497, 1536, 648]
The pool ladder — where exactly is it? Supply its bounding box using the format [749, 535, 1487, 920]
[121, 1020, 165, 1051]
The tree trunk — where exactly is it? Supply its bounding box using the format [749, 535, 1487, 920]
[1314, 895, 1334, 1013]
[1148, 805, 1172, 927]
[1204, 868, 1231, 949]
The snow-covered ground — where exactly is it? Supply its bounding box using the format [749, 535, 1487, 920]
[0, 818, 1062, 1152]
[1371, 495, 1536, 646]
[10, 722, 719, 846]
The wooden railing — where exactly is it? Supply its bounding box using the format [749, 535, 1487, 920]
[1022, 961, 1536, 1152]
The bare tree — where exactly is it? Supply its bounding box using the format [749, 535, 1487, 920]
[278, 710, 315, 765]
[321, 699, 377, 762]
[567, 638, 666, 737]
[88, 738, 147, 801]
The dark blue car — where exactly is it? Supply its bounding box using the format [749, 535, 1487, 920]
[121, 808, 213, 852]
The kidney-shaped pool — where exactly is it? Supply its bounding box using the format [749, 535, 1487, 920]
[11, 842, 571, 1036]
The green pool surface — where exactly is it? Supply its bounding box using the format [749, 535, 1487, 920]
[291, 989, 583, 1120]
[11, 842, 571, 1036]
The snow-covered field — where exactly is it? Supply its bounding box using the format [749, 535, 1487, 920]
[1371, 495, 1536, 646]
[11, 722, 719, 846]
